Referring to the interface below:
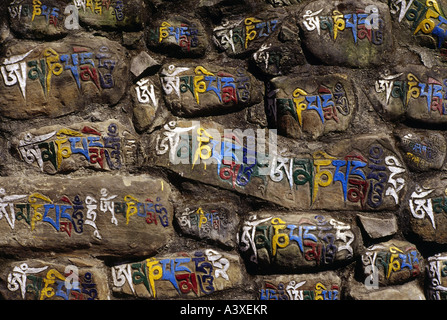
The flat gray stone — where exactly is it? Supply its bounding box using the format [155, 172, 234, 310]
[358, 214, 397, 239]
[130, 51, 160, 77]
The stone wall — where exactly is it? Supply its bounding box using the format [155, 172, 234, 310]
[1, 0, 447, 301]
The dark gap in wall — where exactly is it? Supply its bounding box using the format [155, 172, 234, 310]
[402, 118, 447, 131]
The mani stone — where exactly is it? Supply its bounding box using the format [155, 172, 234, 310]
[361, 240, 423, 287]
[248, 14, 306, 76]
[268, 0, 301, 7]
[238, 212, 362, 274]
[251, 34, 306, 77]
[7, 0, 145, 38]
[426, 253, 447, 300]
[158, 62, 263, 117]
[76, 0, 145, 31]
[111, 249, 244, 299]
[357, 214, 397, 239]
[257, 272, 342, 300]
[0, 257, 109, 300]
[369, 64, 447, 124]
[395, 128, 447, 172]
[149, 120, 407, 212]
[174, 201, 241, 249]
[406, 175, 447, 244]
[298, 0, 394, 68]
[132, 76, 164, 133]
[0, 174, 174, 258]
[0, 35, 128, 119]
[146, 16, 208, 57]
[268, 73, 355, 139]
[130, 51, 160, 77]
[212, 8, 289, 57]
[389, 0, 447, 50]
[12, 120, 140, 174]
[7, 0, 72, 39]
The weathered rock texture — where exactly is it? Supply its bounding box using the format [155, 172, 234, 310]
[2, 0, 447, 301]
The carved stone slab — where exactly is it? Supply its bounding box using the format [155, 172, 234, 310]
[0, 36, 128, 119]
[111, 249, 243, 299]
[0, 174, 173, 258]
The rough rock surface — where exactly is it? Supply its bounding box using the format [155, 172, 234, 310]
[269, 72, 355, 139]
[239, 212, 362, 273]
[361, 239, 423, 286]
[257, 272, 342, 300]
